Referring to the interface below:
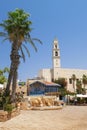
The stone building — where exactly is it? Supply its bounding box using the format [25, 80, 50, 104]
[38, 38, 87, 92]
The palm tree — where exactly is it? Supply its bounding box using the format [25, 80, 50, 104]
[71, 74, 76, 93]
[82, 74, 87, 94]
[0, 9, 42, 102]
[76, 80, 82, 94]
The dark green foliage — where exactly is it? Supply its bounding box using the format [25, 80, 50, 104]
[18, 81, 26, 86]
[4, 9, 32, 36]
[76, 79, 86, 94]
[0, 89, 11, 110]
[54, 78, 68, 97]
[0, 76, 6, 84]
[82, 75, 87, 91]
[0, 88, 24, 111]
[71, 74, 76, 81]
[0, 67, 9, 84]
[54, 78, 67, 88]
[77, 97, 87, 104]
[3, 103, 13, 113]
[54, 78, 76, 97]
[58, 88, 67, 96]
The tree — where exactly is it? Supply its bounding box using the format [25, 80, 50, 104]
[82, 74, 87, 94]
[76, 80, 82, 94]
[0, 75, 6, 84]
[82, 74, 87, 89]
[76, 79, 86, 95]
[71, 74, 76, 93]
[54, 78, 67, 88]
[0, 67, 9, 84]
[0, 9, 42, 102]
[54, 78, 67, 97]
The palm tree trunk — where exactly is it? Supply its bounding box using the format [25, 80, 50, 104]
[84, 84, 86, 94]
[74, 82, 76, 93]
[11, 51, 20, 102]
[11, 69, 17, 102]
[5, 42, 16, 96]
[5, 41, 20, 102]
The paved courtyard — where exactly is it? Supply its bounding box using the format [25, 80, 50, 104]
[0, 106, 87, 130]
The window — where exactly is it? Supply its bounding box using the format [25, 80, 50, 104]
[55, 51, 58, 56]
[55, 45, 57, 49]
[76, 79, 79, 82]
[69, 78, 72, 84]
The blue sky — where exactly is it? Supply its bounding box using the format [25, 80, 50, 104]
[0, 0, 87, 81]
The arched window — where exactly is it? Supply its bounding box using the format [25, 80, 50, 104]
[55, 51, 58, 56]
[55, 45, 57, 49]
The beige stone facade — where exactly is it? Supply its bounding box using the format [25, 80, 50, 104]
[38, 39, 87, 92]
[38, 69, 52, 82]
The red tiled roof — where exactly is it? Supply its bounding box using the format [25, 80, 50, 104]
[29, 80, 60, 87]
[42, 81, 57, 85]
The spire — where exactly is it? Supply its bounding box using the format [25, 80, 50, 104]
[54, 37, 58, 42]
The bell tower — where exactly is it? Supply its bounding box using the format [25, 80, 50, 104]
[52, 38, 61, 69]
[52, 38, 61, 81]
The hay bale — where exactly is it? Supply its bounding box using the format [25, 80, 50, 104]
[20, 102, 28, 110]
[30, 98, 40, 107]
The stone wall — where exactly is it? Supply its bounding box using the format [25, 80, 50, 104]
[0, 109, 20, 122]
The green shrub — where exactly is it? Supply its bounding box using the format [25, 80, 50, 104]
[3, 103, 13, 113]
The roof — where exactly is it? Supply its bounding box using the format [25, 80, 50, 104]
[42, 81, 60, 86]
[29, 80, 61, 87]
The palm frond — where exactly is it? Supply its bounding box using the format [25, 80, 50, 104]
[2, 37, 9, 43]
[20, 46, 25, 62]
[0, 32, 7, 37]
[23, 38, 28, 44]
[0, 23, 6, 27]
[22, 44, 30, 58]
[32, 38, 42, 44]
[25, 37, 37, 52]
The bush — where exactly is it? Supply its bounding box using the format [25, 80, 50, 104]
[3, 103, 13, 113]
[77, 97, 87, 104]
